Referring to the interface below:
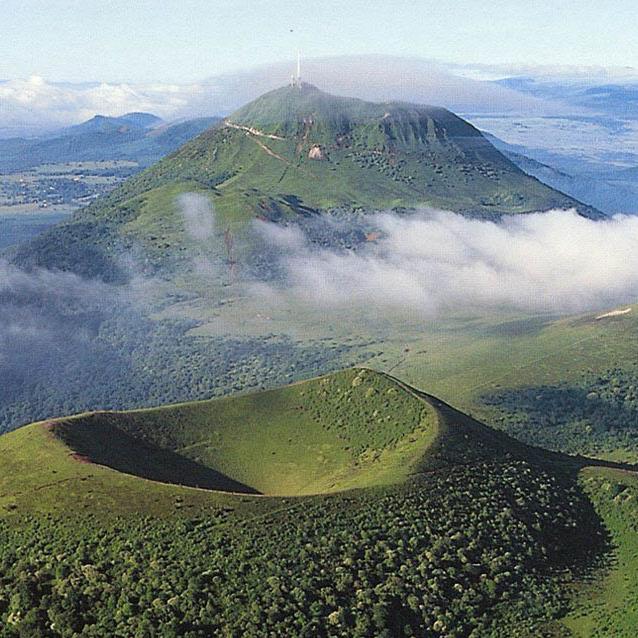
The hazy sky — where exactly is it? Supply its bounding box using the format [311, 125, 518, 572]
[2, 0, 636, 83]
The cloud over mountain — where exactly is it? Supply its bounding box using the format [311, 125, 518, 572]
[0, 76, 203, 136]
[0, 56, 581, 136]
[252, 209, 638, 317]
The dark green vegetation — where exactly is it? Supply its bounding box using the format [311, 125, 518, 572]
[0, 463, 603, 637]
[226, 85, 593, 218]
[0, 368, 618, 636]
[12, 84, 599, 279]
[484, 363, 638, 459]
[0, 312, 369, 435]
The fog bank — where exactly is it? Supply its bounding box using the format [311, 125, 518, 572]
[251, 209, 638, 316]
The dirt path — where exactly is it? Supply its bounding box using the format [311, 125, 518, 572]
[225, 121, 286, 140]
[250, 136, 289, 163]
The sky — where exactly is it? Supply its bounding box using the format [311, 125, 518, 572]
[2, 0, 637, 83]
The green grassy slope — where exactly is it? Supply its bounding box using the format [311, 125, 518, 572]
[0, 368, 580, 516]
[12, 84, 599, 279]
[0, 420, 275, 520]
[561, 467, 638, 636]
[224, 85, 596, 217]
[374, 305, 638, 462]
[0, 367, 625, 636]
[15, 369, 438, 500]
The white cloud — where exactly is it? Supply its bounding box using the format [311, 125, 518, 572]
[192, 55, 575, 117]
[177, 193, 215, 242]
[251, 209, 638, 317]
[0, 55, 586, 136]
[0, 75, 204, 135]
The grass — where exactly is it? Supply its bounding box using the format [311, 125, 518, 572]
[0, 367, 573, 518]
[0, 419, 278, 520]
[1, 366, 635, 635]
[561, 467, 638, 636]
[184, 290, 638, 427]
[119, 180, 216, 261]
[388, 309, 638, 404]
[43, 369, 438, 498]
[0, 369, 431, 518]
[166, 277, 638, 463]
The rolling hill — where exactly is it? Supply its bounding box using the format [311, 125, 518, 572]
[11, 83, 601, 280]
[62, 112, 162, 134]
[0, 367, 630, 635]
[0, 368, 571, 511]
[0, 112, 220, 173]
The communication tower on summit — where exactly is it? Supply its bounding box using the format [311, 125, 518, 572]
[291, 50, 302, 88]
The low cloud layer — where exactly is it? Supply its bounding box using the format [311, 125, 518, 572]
[0, 76, 204, 136]
[178, 192, 215, 242]
[0, 260, 117, 375]
[445, 61, 638, 83]
[176, 192, 222, 278]
[192, 56, 571, 118]
[0, 56, 585, 136]
[2, 205, 638, 431]
[251, 209, 638, 317]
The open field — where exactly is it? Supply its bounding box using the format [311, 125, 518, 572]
[159, 270, 638, 463]
[0, 161, 138, 220]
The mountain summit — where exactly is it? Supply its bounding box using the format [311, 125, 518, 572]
[231, 82, 506, 149]
[221, 83, 598, 214]
[63, 112, 163, 135]
[13, 84, 600, 278]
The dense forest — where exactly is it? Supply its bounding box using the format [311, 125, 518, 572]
[0, 461, 604, 637]
[483, 363, 638, 459]
[0, 312, 371, 434]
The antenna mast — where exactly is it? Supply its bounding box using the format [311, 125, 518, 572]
[290, 50, 302, 88]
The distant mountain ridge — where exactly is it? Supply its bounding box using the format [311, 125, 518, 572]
[0, 113, 221, 173]
[484, 131, 638, 215]
[496, 77, 638, 120]
[62, 112, 163, 135]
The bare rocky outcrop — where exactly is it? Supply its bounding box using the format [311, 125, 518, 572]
[308, 144, 327, 160]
